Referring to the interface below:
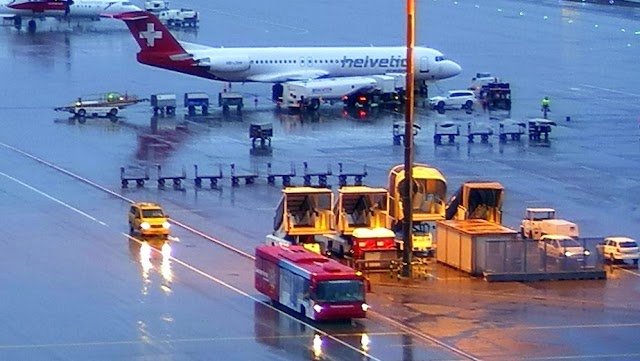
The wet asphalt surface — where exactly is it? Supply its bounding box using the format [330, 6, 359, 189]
[1, 0, 640, 360]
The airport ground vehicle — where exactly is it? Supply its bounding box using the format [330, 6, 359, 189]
[317, 186, 397, 269]
[280, 75, 403, 111]
[128, 202, 171, 239]
[479, 82, 511, 117]
[388, 164, 447, 256]
[429, 90, 476, 110]
[145, 0, 199, 27]
[520, 208, 579, 240]
[539, 234, 590, 262]
[255, 245, 368, 321]
[267, 187, 335, 254]
[469, 72, 498, 92]
[54, 92, 144, 123]
[597, 237, 639, 265]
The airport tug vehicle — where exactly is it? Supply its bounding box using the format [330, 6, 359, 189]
[54, 92, 145, 123]
[520, 207, 579, 240]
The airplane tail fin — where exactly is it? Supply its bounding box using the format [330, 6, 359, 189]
[116, 11, 187, 56]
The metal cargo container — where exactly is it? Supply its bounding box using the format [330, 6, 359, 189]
[436, 219, 518, 275]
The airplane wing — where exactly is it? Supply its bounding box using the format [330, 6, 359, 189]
[246, 70, 330, 83]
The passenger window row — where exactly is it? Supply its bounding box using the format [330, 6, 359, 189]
[250, 59, 343, 64]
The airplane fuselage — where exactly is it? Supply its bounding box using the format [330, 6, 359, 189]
[1, 0, 140, 19]
[147, 44, 461, 83]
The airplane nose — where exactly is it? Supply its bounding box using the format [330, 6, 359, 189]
[445, 61, 462, 78]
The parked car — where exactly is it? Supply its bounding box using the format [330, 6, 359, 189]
[429, 90, 476, 110]
[597, 237, 639, 265]
[539, 234, 590, 262]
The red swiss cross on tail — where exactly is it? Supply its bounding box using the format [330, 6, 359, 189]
[139, 22, 162, 47]
[116, 11, 187, 54]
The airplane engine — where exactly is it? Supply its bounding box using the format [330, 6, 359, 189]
[199, 56, 251, 72]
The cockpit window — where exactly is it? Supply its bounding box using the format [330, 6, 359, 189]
[435, 56, 447, 62]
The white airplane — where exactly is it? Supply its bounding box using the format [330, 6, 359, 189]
[0, 0, 141, 32]
[117, 11, 462, 105]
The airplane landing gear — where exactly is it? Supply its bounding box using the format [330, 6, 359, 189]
[27, 19, 37, 33]
[418, 82, 428, 97]
[14, 16, 22, 30]
[272, 83, 283, 103]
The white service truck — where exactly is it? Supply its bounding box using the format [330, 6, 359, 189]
[520, 207, 579, 240]
[282, 76, 378, 111]
[281, 74, 404, 111]
[145, 0, 199, 27]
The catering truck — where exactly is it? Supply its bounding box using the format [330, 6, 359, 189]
[255, 245, 368, 321]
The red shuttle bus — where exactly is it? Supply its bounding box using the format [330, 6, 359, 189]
[255, 245, 368, 321]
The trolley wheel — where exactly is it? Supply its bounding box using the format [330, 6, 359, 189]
[136, 179, 144, 187]
[158, 179, 166, 186]
[121, 179, 128, 187]
[109, 108, 118, 116]
[77, 108, 87, 117]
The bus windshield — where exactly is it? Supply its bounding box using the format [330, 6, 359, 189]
[314, 280, 365, 303]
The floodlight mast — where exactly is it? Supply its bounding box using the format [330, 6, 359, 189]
[402, 0, 415, 278]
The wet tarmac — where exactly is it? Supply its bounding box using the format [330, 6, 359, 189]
[1, 0, 640, 360]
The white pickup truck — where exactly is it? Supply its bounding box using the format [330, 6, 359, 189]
[520, 207, 579, 240]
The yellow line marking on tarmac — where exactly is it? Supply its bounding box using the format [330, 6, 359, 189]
[616, 267, 640, 277]
[0, 332, 402, 350]
[509, 322, 640, 330]
[526, 352, 640, 360]
[0, 332, 408, 350]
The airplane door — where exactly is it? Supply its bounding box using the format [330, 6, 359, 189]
[419, 57, 429, 73]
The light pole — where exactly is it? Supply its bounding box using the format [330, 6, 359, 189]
[401, 0, 415, 278]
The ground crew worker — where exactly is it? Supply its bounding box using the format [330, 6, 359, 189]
[541, 96, 550, 109]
